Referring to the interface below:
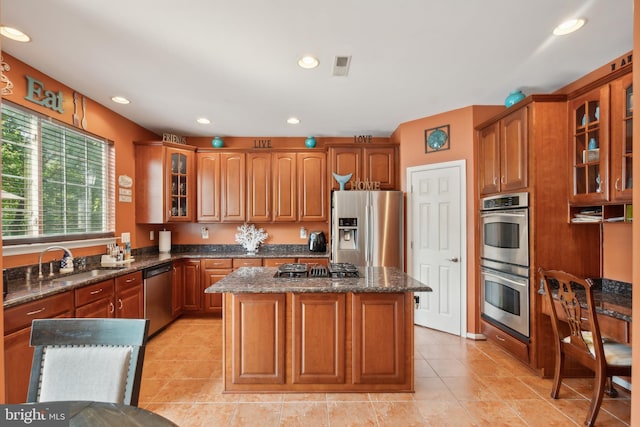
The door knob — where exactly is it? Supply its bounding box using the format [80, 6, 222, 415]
[447, 257, 459, 262]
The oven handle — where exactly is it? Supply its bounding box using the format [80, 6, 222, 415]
[482, 269, 528, 288]
[481, 212, 527, 218]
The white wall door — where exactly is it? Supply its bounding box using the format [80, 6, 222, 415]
[407, 160, 466, 336]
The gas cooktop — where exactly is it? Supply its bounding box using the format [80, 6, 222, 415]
[275, 262, 360, 278]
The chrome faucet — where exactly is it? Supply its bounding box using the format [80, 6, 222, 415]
[38, 246, 74, 279]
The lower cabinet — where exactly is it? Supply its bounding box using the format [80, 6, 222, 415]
[182, 259, 202, 311]
[172, 261, 184, 318]
[75, 279, 115, 318]
[224, 292, 412, 392]
[202, 259, 233, 314]
[3, 291, 74, 403]
[115, 272, 144, 319]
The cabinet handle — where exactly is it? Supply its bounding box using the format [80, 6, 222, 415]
[495, 334, 506, 342]
[125, 278, 135, 283]
[615, 178, 621, 191]
[493, 177, 498, 185]
[500, 176, 505, 184]
[26, 307, 46, 316]
[118, 299, 123, 310]
[90, 288, 104, 295]
[109, 302, 115, 314]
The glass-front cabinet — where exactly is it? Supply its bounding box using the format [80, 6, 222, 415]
[168, 149, 190, 220]
[569, 85, 609, 204]
[610, 73, 633, 202]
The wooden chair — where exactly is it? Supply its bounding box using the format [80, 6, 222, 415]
[27, 318, 150, 406]
[539, 269, 631, 427]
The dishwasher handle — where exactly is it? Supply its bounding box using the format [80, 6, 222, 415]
[143, 262, 173, 279]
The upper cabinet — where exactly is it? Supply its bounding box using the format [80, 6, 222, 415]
[568, 67, 633, 205]
[329, 145, 397, 190]
[478, 107, 527, 195]
[135, 141, 196, 224]
[221, 152, 246, 222]
[247, 152, 271, 222]
[272, 152, 297, 222]
[298, 152, 327, 221]
[197, 151, 221, 222]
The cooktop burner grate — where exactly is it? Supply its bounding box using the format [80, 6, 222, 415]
[275, 262, 360, 278]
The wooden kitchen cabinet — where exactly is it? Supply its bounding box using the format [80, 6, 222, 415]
[298, 152, 327, 221]
[329, 145, 397, 190]
[172, 261, 184, 317]
[202, 258, 233, 314]
[292, 293, 345, 384]
[478, 106, 527, 195]
[182, 259, 202, 312]
[115, 271, 144, 319]
[247, 152, 271, 222]
[228, 293, 286, 384]
[4, 291, 74, 403]
[221, 152, 246, 222]
[197, 151, 221, 222]
[610, 72, 633, 202]
[75, 279, 115, 318]
[272, 152, 297, 222]
[134, 141, 196, 223]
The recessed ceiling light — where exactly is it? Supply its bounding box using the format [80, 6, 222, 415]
[0, 26, 31, 42]
[111, 96, 130, 105]
[553, 18, 586, 36]
[298, 55, 319, 69]
[287, 117, 301, 125]
[196, 118, 211, 125]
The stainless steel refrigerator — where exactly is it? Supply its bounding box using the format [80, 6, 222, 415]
[331, 190, 404, 268]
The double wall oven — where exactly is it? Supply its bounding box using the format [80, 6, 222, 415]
[480, 192, 530, 340]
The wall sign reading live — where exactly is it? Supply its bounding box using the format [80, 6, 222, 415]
[610, 53, 632, 72]
[162, 133, 186, 144]
[24, 75, 64, 114]
[353, 135, 373, 143]
[254, 139, 272, 148]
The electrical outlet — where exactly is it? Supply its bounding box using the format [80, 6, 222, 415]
[121, 232, 130, 243]
[150, 230, 154, 241]
[201, 227, 209, 239]
[300, 227, 307, 239]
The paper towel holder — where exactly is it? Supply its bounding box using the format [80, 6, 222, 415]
[159, 230, 171, 253]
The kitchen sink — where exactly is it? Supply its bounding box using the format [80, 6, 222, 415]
[51, 268, 119, 284]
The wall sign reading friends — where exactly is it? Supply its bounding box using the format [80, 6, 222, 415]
[24, 75, 64, 113]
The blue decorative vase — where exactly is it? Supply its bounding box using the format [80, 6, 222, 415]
[305, 136, 317, 148]
[505, 90, 525, 107]
[588, 138, 598, 150]
[211, 136, 224, 148]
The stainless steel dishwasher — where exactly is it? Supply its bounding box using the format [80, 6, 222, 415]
[143, 262, 173, 336]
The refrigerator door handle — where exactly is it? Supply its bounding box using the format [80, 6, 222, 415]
[365, 203, 370, 264]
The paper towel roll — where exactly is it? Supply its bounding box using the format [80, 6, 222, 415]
[159, 231, 171, 253]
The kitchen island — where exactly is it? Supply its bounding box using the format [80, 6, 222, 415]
[205, 265, 432, 393]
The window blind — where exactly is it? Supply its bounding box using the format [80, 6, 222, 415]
[1, 101, 115, 244]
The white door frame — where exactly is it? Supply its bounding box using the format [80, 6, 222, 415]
[406, 160, 467, 337]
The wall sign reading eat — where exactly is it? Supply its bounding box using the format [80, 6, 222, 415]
[24, 75, 64, 113]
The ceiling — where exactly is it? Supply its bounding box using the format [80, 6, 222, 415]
[1, 0, 634, 139]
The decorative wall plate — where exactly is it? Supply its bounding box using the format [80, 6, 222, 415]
[425, 125, 450, 153]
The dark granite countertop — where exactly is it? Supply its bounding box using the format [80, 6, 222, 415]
[3, 245, 329, 308]
[204, 266, 433, 293]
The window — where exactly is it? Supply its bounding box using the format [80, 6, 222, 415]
[1, 101, 115, 244]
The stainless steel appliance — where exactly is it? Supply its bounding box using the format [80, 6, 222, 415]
[331, 190, 403, 268]
[479, 192, 530, 339]
[143, 262, 173, 336]
[274, 262, 360, 278]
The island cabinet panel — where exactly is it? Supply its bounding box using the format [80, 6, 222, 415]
[182, 259, 202, 311]
[352, 293, 406, 384]
[291, 294, 345, 384]
[202, 258, 233, 313]
[229, 293, 286, 384]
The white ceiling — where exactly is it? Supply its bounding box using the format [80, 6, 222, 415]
[1, 0, 634, 138]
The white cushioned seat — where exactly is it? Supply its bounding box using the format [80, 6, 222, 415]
[562, 332, 632, 367]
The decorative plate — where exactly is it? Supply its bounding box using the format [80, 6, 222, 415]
[424, 125, 450, 153]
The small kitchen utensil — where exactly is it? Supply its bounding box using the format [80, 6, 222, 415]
[81, 96, 88, 129]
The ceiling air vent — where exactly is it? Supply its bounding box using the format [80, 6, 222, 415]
[333, 56, 351, 77]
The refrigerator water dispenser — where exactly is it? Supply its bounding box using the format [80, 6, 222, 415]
[337, 218, 358, 250]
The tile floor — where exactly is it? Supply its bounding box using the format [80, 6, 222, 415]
[139, 317, 631, 426]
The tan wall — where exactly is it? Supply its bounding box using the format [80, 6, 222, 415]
[392, 104, 503, 335]
[1, 54, 159, 268]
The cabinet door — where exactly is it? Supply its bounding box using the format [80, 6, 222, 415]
[197, 151, 221, 222]
[221, 152, 246, 222]
[329, 147, 361, 190]
[569, 86, 610, 203]
[272, 152, 297, 222]
[202, 259, 233, 313]
[228, 293, 285, 384]
[247, 152, 271, 222]
[500, 107, 528, 192]
[182, 260, 202, 311]
[610, 73, 633, 202]
[172, 261, 184, 317]
[298, 152, 327, 221]
[76, 297, 115, 318]
[167, 147, 195, 221]
[352, 293, 406, 384]
[478, 123, 501, 195]
[116, 283, 144, 319]
[292, 293, 345, 384]
[363, 147, 396, 190]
